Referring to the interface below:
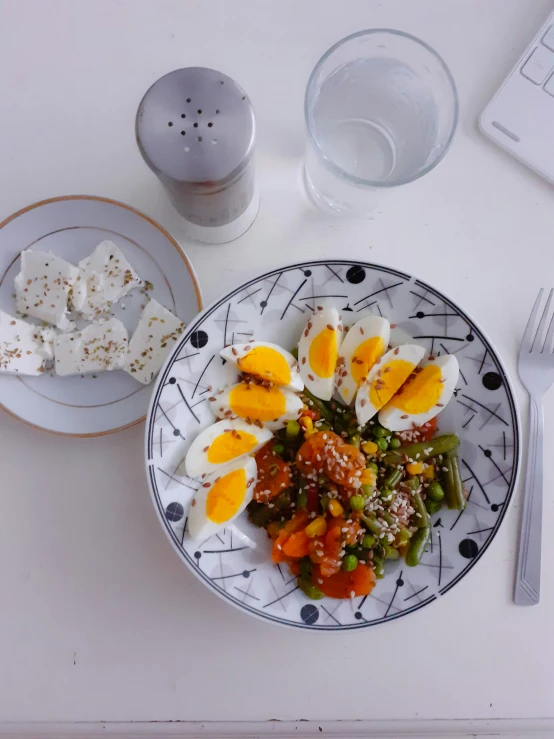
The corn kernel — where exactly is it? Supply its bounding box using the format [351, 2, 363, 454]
[305, 517, 328, 538]
[299, 416, 313, 431]
[406, 461, 424, 476]
[304, 427, 318, 438]
[360, 468, 377, 486]
[422, 464, 435, 480]
[328, 499, 344, 517]
[362, 440, 378, 455]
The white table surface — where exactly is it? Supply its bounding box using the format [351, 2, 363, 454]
[1, 0, 554, 726]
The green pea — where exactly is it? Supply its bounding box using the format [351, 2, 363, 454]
[373, 557, 385, 579]
[286, 419, 300, 438]
[362, 534, 376, 549]
[342, 554, 358, 572]
[389, 437, 402, 449]
[367, 461, 379, 474]
[373, 425, 390, 439]
[376, 438, 389, 452]
[427, 480, 445, 501]
[425, 499, 442, 515]
[349, 433, 361, 449]
[349, 494, 365, 511]
[273, 443, 285, 454]
[297, 489, 307, 508]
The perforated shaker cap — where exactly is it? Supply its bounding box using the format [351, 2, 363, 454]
[136, 67, 255, 186]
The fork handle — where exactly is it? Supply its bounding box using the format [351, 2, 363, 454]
[514, 396, 543, 605]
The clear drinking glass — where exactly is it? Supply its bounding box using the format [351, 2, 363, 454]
[304, 30, 458, 215]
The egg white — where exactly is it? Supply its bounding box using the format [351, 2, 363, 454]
[209, 381, 303, 431]
[298, 308, 343, 401]
[184, 419, 272, 478]
[355, 344, 426, 426]
[336, 316, 390, 406]
[220, 341, 303, 391]
[378, 354, 459, 431]
[187, 457, 257, 540]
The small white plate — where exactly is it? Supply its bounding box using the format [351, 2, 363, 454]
[0, 195, 201, 437]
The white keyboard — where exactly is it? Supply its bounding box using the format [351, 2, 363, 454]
[480, 11, 554, 184]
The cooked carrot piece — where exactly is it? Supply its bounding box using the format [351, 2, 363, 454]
[254, 442, 292, 501]
[315, 563, 376, 599]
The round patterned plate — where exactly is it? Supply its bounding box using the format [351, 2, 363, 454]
[146, 261, 520, 630]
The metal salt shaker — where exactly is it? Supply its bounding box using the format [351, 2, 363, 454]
[136, 67, 258, 244]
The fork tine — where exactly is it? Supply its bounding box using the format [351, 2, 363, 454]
[523, 289, 544, 352]
[545, 299, 554, 353]
[532, 288, 554, 352]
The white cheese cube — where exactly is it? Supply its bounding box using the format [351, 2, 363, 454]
[14, 250, 79, 330]
[55, 318, 129, 376]
[35, 327, 57, 360]
[0, 311, 50, 375]
[125, 299, 185, 385]
[72, 240, 143, 319]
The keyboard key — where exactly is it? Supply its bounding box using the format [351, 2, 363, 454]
[521, 46, 554, 84]
[542, 25, 554, 52]
[544, 73, 554, 97]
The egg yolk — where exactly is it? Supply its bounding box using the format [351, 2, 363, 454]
[206, 468, 247, 523]
[229, 383, 286, 422]
[389, 364, 443, 414]
[350, 337, 385, 385]
[207, 429, 259, 464]
[369, 359, 415, 410]
[309, 327, 338, 378]
[237, 346, 291, 386]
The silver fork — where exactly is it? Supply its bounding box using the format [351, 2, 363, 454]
[515, 288, 554, 605]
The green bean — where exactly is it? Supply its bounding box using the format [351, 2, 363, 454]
[361, 483, 374, 498]
[384, 468, 402, 489]
[425, 499, 442, 515]
[397, 527, 412, 546]
[427, 480, 445, 502]
[372, 555, 385, 579]
[300, 558, 313, 579]
[361, 513, 383, 536]
[291, 347, 299, 360]
[403, 477, 420, 491]
[389, 437, 402, 449]
[349, 494, 365, 511]
[247, 502, 274, 527]
[342, 554, 358, 572]
[298, 578, 325, 600]
[442, 453, 465, 510]
[317, 422, 331, 432]
[373, 424, 390, 439]
[383, 543, 400, 560]
[382, 511, 395, 527]
[320, 495, 330, 512]
[362, 533, 376, 549]
[297, 489, 307, 509]
[286, 419, 301, 438]
[302, 388, 333, 422]
[381, 434, 460, 466]
[349, 432, 361, 449]
[412, 491, 430, 528]
[376, 437, 389, 452]
[406, 527, 430, 567]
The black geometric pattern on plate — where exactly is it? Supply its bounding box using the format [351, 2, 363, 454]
[146, 261, 520, 630]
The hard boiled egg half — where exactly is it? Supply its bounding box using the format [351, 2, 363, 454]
[378, 354, 459, 431]
[220, 341, 303, 391]
[298, 308, 343, 401]
[209, 381, 303, 431]
[184, 419, 272, 478]
[355, 344, 426, 426]
[336, 316, 390, 405]
[187, 457, 257, 540]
